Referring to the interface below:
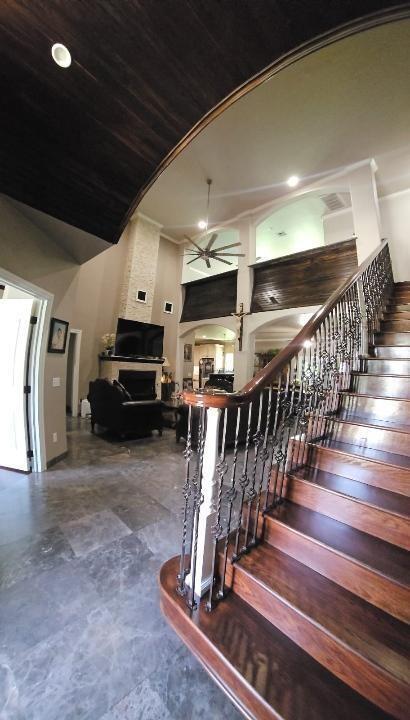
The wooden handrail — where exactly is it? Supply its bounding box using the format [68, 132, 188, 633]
[183, 239, 388, 409]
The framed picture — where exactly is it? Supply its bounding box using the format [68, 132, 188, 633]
[48, 318, 69, 353]
[183, 377, 193, 391]
[183, 343, 192, 362]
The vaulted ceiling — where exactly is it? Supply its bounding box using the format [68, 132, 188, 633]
[0, 1, 405, 243]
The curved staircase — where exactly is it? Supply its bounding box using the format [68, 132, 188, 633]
[160, 273, 410, 719]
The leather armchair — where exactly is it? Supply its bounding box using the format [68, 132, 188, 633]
[88, 379, 163, 438]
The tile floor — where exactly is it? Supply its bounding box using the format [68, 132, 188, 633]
[0, 418, 241, 720]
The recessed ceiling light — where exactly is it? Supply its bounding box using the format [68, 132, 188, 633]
[51, 43, 71, 68]
[197, 220, 207, 230]
[287, 175, 300, 188]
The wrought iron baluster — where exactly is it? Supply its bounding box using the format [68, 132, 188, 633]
[263, 371, 283, 512]
[233, 401, 253, 560]
[242, 392, 264, 551]
[177, 404, 193, 595]
[187, 406, 206, 610]
[218, 406, 241, 598]
[252, 385, 273, 545]
[206, 408, 228, 611]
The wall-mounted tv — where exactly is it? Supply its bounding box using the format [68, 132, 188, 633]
[115, 318, 164, 358]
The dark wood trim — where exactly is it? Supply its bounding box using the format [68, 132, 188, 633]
[46, 450, 68, 468]
[250, 239, 357, 314]
[122, 6, 410, 238]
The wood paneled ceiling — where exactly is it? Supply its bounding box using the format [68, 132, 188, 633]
[0, 1, 405, 243]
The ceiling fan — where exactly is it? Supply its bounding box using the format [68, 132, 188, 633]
[183, 179, 245, 269]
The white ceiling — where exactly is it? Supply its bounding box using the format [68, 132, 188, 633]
[140, 19, 410, 241]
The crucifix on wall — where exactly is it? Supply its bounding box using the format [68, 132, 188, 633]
[231, 302, 250, 351]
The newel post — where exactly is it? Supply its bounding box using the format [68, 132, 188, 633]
[186, 406, 221, 600]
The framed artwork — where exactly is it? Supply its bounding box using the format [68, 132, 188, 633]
[183, 343, 192, 361]
[48, 318, 69, 353]
[183, 377, 193, 390]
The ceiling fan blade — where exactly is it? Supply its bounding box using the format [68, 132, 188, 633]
[186, 257, 199, 265]
[214, 257, 232, 266]
[215, 253, 246, 257]
[205, 233, 218, 251]
[184, 235, 204, 253]
[214, 242, 242, 251]
[205, 258, 211, 269]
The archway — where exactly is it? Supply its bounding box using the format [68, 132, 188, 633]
[177, 322, 236, 391]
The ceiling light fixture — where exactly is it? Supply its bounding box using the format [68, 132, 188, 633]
[197, 219, 207, 230]
[51, 43, 71, 68]
[287, 175, 300, 188]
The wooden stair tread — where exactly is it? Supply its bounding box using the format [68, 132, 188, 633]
[267, 501, 410, 587]
[288, 467, 410, 518]
[235, 544, 409, 683]
[320, 438, 410, 470]
[160, 557, 393, 720]
[335, 409, 410, 434]
[340, 391, 410, 403]
[351, 372, 410, 379]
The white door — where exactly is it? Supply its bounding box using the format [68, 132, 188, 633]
[0, 298, 34, 471]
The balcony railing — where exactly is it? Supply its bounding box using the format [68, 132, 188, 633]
[176, 240, 393, 611]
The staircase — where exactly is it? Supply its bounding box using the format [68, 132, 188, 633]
[160, 257, 409, 719]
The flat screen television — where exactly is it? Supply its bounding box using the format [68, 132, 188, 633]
[115, 318, 164, 358]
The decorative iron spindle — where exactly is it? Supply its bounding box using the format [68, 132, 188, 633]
[177, 241, 393, 612]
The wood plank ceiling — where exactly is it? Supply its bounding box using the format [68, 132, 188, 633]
[0, 1, 402, 242]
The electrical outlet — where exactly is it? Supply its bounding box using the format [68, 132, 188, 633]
[52, 377, 61, 387]
[52, 432, 58, 443]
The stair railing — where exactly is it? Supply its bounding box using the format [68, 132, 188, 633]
[177, 240, 393, 610]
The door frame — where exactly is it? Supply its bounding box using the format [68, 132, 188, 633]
[0, 266, 53, 472]
[67, 328, 82, 417]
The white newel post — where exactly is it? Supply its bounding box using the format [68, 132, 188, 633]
[186, 406, 221, 599]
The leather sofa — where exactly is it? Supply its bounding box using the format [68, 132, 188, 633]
[88, 378, 163, 438]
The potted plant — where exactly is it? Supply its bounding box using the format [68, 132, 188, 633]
[101, 333, 116, 356]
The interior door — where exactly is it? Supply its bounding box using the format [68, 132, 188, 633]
[0, 298, 34, 471]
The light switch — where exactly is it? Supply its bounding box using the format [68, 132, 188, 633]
[52, 377, 61, 387]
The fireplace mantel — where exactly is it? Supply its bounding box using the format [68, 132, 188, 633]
[99, 355, 164, 398]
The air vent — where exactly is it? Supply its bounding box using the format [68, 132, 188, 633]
[321, 193, 347, 212]
[277, 230, 287, 237]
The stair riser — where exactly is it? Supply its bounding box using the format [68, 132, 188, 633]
[372, 345, 410, 358]
[393, 293, 410, 301]
[375, 332, 410, 345]
[333, 419, 410, 457]
[351, 374, 410, 399]
[365, 359, 410, 375]
[340, 393, 410, 423]
[384, 312, 410, 321]
[386, 304, 410, 313]
[263, 517, 410, 623]
[308, 445, 409, 496]
[381, 320, 410, 332]
[330, 420, 410, 457]
[284, 476, 410, 550]
[226, 563, 409, 720]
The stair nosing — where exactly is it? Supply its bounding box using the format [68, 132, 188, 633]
[351, 371, 410, 378]
[330, 415, 410, 435]
[287, 470, 410, 521]
[312, 439, 410, 471]
[266, 509, 409, 590]
[341, 391, 410, 402]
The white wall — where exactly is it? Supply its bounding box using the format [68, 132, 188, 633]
[379, 190, 410, 282]
[322, 189, 410, 281]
